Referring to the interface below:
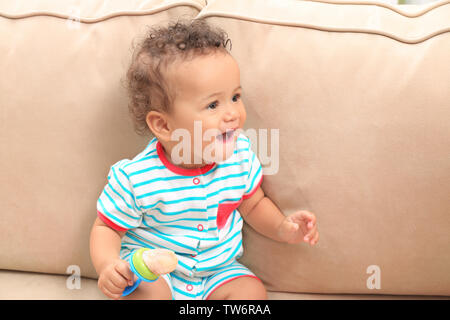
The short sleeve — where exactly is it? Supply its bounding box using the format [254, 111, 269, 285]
[242, 137, 264, 200]
[96, 161, 143, 231]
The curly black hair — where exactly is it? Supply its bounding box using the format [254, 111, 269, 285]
[123, 18, 232, 136]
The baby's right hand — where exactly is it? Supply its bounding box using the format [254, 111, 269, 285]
[97, 258, 135, 300]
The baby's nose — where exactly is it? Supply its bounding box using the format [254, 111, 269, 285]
[224, 106, 239, 121]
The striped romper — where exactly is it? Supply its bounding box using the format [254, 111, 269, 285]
[96, 133, 264, 299]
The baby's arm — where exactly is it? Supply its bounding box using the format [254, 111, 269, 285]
[238, 186, 319, 245]
[90, 218, 135, 299]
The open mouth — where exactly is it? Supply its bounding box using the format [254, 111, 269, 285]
[217, 128, 236, 143]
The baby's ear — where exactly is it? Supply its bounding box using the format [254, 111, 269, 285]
[146, 110, 171, 141]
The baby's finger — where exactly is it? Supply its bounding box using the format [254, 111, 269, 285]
[109, 271, 129, 289]
[312, 231, 320, 244]
[308, 230, 319, 245]
[308, 226, 318, 238]
[292, 210, 316, 225]
[293, 219, 308, 236]
[108, 278, 126, 294]
[101, 282, 122, 300]
[102, 287, 122, 300]
[115, 261, 135, 284]
[304, 226, 317, 242]
[302, 211, 316, 224]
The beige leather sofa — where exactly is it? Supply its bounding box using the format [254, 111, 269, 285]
[1, 0, 449, 300]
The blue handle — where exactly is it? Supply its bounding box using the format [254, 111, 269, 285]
[121, 249, 159, 297]
[122, 253, 141, 297]
[122, 277, 142, 297]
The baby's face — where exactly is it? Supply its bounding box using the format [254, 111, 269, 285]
[164, 51, 246, 165]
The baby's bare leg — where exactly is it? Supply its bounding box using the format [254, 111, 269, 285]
[208, 276, 267, 300]
[120, 277, 172, 300]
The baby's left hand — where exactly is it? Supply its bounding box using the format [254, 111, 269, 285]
[278, 210, 319, 245]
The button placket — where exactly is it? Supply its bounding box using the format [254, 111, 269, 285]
[193, 175, 209, 233]
[203, 175, 217, 233]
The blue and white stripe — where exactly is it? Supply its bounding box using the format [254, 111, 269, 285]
[97, 133, 263, 284]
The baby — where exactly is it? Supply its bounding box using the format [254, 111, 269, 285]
[90, 19, 319, 300]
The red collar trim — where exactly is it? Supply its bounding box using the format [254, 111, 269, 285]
[156, 140, 216, 176]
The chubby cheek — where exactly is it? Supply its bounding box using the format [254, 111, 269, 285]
[239, 105, 247, 127]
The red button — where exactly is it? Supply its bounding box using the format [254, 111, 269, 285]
[197, 224, 204, 231]
[190, 254, 197, 257]
[186, 284, 193, 292]
[193, 178, 200, 185]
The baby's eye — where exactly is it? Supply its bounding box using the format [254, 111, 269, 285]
[232, 94, 241, 102]
[207, 101, 218, 110]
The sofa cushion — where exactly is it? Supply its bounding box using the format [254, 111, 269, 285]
[1, 270, 447, 300]
[197, 0, 450, 296]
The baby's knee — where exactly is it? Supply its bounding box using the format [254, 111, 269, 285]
[245, 278, 267, 300]
[227, 277, 267, 300]
[211, 276, 267, 300]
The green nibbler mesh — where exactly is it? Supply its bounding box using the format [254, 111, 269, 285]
[133, 248, 158, 281]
